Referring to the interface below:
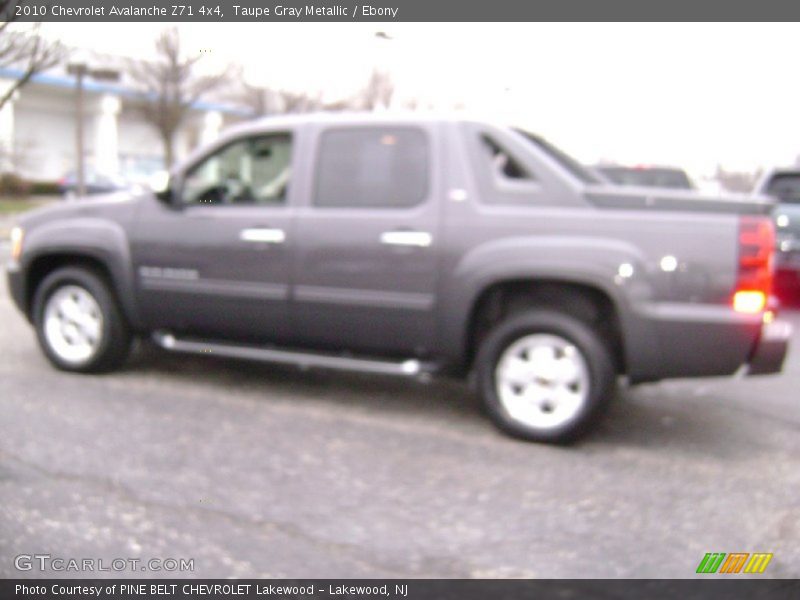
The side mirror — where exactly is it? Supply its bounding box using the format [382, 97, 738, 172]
[148, 170, 170, 193]
[148, 170, 173, 203]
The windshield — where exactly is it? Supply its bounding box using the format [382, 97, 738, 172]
[765, 173, 800, 205]
[514, 129, 603, 185]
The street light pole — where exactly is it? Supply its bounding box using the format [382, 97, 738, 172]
[67, 62, 120, 199]
[372, 31, 393, 111]
[70, 64, 86, 197]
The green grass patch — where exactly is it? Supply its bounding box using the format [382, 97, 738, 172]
[0, 198, 52, 215]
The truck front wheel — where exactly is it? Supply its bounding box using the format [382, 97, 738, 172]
[33, 267, 132, 373]
[476, 310, 615, 443]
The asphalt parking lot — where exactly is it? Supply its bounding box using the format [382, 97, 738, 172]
[1, 242, 799, 579]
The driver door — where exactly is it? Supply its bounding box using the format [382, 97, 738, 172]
[131, 132, 297, 344]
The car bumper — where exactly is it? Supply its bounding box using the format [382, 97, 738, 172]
[627, 302, 790, 383]
[775, 245, 800, 274]
[775, 268, 800, 291]
[6, 260, 27, 317]
[747, 319, 792, 375]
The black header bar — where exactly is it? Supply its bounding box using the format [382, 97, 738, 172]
[4, 0, 800, 22]
[4, 579, 800, 600]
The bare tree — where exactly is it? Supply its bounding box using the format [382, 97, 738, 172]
[236, 77, 326, 117]
[0, 2, 64, 111]
[714, 165, 762, 193]
[278, 89, 324, 113]
[236, 68, 403, 119]
[128, 27, 227, 168]
[356, 69, 394, 110]
[399, 97, 438, 111]
[238, 81, 275, 117]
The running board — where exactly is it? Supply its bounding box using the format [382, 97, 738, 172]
[151, 331, 433, 377]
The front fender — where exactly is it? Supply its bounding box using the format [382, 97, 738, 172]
[19, 218, 141, 327]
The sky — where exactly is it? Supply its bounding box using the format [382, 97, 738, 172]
[38, 22, 800, 177]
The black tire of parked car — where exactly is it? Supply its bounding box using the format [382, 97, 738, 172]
[476, 310, 616, 444]
[33, 267, 132, 373]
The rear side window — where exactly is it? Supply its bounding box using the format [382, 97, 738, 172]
[766, 173, 800, 205]
[480, 134, 534, 181]
[515, 129, 603, 185]
[314, 127, 429, 208]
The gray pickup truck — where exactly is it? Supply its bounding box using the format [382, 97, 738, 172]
[5, 114, 791, 443]
[754, 168, 800, 294]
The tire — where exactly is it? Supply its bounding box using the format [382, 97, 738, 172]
[33, 266, 132, 373]
[476, 310, 615, 444]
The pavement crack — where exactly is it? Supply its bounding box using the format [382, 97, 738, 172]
[0, 448, 414, 578]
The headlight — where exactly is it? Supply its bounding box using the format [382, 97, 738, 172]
[10, 226, 23, 261]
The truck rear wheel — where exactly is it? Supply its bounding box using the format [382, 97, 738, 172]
[33, 267, 132, 373]
[476, 310, 615, 443]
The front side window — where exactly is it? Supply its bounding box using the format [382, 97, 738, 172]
[314, 127, 429, 208]
[181, 134, 292, 206]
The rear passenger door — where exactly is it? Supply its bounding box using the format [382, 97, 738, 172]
[292, 123, 441, 357]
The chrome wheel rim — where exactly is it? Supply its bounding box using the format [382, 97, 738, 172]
[43, 285, 103, 364]
[495, 334, 590, 430]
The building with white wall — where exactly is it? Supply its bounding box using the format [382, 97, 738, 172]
[0, 59, 248, 183]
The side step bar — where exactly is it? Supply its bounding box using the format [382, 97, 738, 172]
[151, 331, 434, 377]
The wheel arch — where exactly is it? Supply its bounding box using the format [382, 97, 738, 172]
[24, 251, 138, 329]
[462, 277, 627, 375]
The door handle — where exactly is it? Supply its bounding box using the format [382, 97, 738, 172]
[380, 231, 432, 248]
[240, 228, 286, 244]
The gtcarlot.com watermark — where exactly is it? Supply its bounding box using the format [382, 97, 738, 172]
[14, 554, 194, 573]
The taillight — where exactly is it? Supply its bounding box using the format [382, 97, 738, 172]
[733, 216, 774, 313]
